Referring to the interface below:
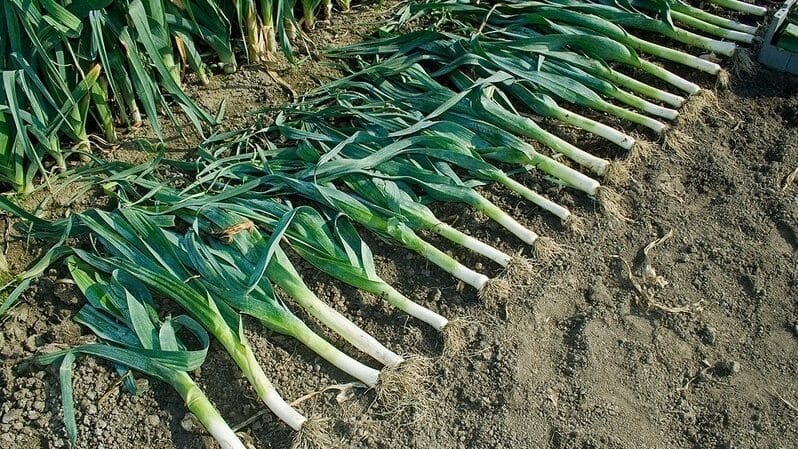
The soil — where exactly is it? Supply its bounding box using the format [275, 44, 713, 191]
[1, 2, 797, 449]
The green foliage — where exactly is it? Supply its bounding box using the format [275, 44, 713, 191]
[0, 0, 356, 193]
[35, 258, 227, 446]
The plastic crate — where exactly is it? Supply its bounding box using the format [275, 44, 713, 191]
[758, 0, 798, 74]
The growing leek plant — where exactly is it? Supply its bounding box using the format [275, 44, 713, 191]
[1, 0, 363, 193]
[234, 0, 355, 62]
[0, 0, 227, 192]
[36, 258, 248, 449]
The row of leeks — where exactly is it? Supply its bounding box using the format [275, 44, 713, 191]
[183, 0, 775, 297]
[387, 0, 765, 84]
[0, 0, 768, 193]
[289, 0, 772, 216]
[0, 0, 772, 445]
[0, 0, 359, 193]
[0, 161, 456, 446]
[196, 122, 547, 297]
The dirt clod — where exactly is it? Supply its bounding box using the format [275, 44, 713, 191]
[712, 360, 741, 377]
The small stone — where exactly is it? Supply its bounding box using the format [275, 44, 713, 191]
[700, 326, 717, 345]
[1, 409, 21, 424]
[180, 414, 195, 432]
[713, 360, 741, 377]
[23, 336, 38, 352]
[145, 414, 160, 427]
[587, 281, 611, 305]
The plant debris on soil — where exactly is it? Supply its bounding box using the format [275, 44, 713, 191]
[1, 2, 797, 449]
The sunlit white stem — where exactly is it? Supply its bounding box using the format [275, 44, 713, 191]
[381, 285, 450, 331]
[173, 373, 247, 449]
[496, 173, 572, 221]
[471, 194, 539, 246]
[433, 221, 512, 266]
[293, 323, 381, 386]
[551, 106, 636, 149]
[708, 0, 767, 16]
[452, 264, 490, 290]
[274, 251, 404, 367]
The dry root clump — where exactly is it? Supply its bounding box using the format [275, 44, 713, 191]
[716, 69, 731, 90]
[441, 318, 473, 356]
[629, 138, 657, 164]
[376, 356, 432, 414]
[679, 89, 718, 125]
[563, 213, 587, 236]
[663, 128, 694, 159]
[531, 238, 563, 263]
[731, 48, 757, 78]
[501, 254, 536, 285]
[603, 160, 631, 186]
[595, 186, 630, 224]
[292, 417, 335, 449]
[477, 277, 510, 309]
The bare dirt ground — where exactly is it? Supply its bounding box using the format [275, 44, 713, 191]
[1, 2, 797, 449]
